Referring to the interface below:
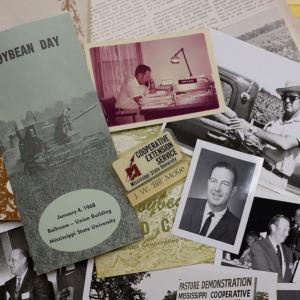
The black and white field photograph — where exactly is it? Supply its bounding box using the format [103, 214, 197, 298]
[0, 224, 93, 300]
[1, 92, 110, 180]
[172, 140, 263, 254]
[89, 264, 276, 300]
[164, 29, 300, 196]
[218, 191, 300, 287]
[222, 4, 300, 62]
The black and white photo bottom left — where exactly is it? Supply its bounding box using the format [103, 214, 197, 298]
[0, 224, 93, 300]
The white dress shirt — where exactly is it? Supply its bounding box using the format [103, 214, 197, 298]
[116, 77, 149, 109]
[200, 202, 227, 236]
[14, 267, 28, 297]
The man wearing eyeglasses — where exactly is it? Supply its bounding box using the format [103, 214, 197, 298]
[233, 81, 300, 191]
[3, 248, 55, 300]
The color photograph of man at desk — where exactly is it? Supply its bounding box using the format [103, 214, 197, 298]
[88, 30, 224, 131]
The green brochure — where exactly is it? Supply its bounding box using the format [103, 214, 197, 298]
[0, 14, 141, 275]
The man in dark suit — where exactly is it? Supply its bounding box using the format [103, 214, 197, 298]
[4, 248, 55, 300]
[251, 215, 294, 283]
[0, 285, 6, 299]
[179, 161, 240, 245]
[286, 208, 300, 255]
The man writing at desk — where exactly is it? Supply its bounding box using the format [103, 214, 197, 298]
[116, 64, 156, 111]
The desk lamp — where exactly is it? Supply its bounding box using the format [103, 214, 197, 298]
[170, 47, 193, 77]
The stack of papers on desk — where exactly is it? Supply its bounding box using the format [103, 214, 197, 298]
[140, 94, 174, 109]
[176, 90, 211, 105]
[146, 91, 166, 97]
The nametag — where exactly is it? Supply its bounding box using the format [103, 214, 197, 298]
[113, 132, 186, 206]
[21, 292, 30, 299]
[113, 132, 182, 192]
[127, 160, 189, 206]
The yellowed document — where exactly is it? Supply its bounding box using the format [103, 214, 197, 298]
[95, 180, 215, 278]
[127, 160, 189, 206]
[0, 0, 86, 43]
[95, 129, 215, 278]
[88, 0, 300, 61]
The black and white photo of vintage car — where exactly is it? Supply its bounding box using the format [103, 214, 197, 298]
[164, 30, 300, 195]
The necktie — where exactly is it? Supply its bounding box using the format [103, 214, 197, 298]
[200, 212, 215, 236]
[295, 230, 300, 251]
[15, 277, 21, 299]
[276, 245, 283, 275]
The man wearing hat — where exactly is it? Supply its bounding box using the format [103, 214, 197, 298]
[233, 81, 300, 191]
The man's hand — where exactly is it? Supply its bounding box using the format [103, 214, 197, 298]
[133, 96, 143, 108]
[231, 118, 299, 150]
[228, 118, 253, 131]
[227, 118, 264, 151]
[149, 78, 156, 94]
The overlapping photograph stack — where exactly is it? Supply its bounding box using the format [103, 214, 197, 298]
[1, 0, 300, 299]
